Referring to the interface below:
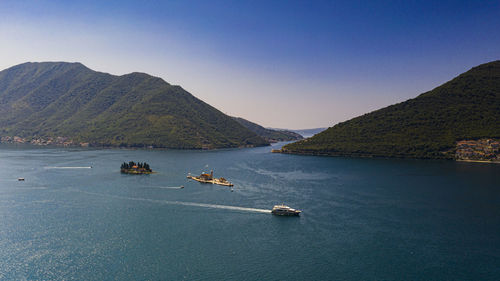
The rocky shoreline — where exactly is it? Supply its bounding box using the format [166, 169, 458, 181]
[275, 138, 500, 163]
[0, 135, 266, 150]
[0, 136, 89, 147]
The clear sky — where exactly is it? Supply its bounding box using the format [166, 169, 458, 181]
[0, 0, 499, 129]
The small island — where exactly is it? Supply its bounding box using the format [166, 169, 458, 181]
[120, 161, 153, 174]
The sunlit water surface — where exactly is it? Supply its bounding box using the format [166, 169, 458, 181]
[0, 143, 499, 280]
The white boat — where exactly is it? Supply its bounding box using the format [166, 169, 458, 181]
[271, 204, 301, 216]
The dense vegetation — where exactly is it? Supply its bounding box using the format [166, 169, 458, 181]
[282, 60, 500, 159]
[232, 117, 303, 142]
[121, 161, 151, 171]
[0, 62, 269, 149]
[121, 161, 152, 174]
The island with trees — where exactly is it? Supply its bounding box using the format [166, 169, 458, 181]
[120, 161, 153, 174]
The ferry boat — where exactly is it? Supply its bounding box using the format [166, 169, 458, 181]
[271, 204, 301, 216]
[187, 170, 234, 187]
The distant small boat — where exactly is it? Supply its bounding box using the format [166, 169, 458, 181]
[18, 178, 25, 181]
[180, 185, 184, 189]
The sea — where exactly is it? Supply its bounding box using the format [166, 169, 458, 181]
[0, 142, 499, 280]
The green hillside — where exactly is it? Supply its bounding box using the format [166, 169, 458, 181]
[282, 60, 500, 159]
[0, 62, 269, 149]
[232, 117, 303, 142]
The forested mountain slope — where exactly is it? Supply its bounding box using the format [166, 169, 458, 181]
[232, 117, 303, 142]
[0, 62, 268, 148]
[282, 61, 500, 159]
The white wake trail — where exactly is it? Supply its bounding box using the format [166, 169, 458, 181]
[151, 186, 184, 190]
[45, 166, 92, 169]
[9, 186, 48, 190]
[173, 201, 271, 213]
[75, 190, 271, 214]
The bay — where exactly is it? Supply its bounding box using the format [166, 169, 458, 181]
[0, 143, 499, 280]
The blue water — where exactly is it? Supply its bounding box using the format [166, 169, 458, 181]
[0, 143, 499, 280]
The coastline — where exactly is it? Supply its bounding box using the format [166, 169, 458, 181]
[121, 170, 156, 174]
[0, 135, 270, 151]
[276, 148, 500, 163]
[277, 139, 500, 163]
[276, 148, 452, 160]
[456, 159, 500, 164]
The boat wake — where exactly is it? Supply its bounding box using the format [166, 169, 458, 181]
[11, 186, 48, 190]
[45, 166, 92, 169]
[176, 202, 271, 213]
[150, 186, 184, 190]
[74, 189, 271, 214]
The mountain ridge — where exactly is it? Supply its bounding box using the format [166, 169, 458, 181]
[281, 60, 500, 159]
[0, 62, 269, 149]
[232, 117, 303, 142]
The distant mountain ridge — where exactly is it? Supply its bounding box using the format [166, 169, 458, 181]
[266, 127, 327, 138]
[0, 62, 269, 148]
[282, 60, 500, 159]
[232, 117, 303, 142]
[290, 128, 327, 138]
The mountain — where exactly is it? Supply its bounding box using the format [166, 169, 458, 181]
[290, 128, 327, 138]
[232, 117, 303, 142]
[0, 62, 269, 149]
[281, 60, 500, 159]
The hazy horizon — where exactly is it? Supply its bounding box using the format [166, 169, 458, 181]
[0, 0, 499, 129]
